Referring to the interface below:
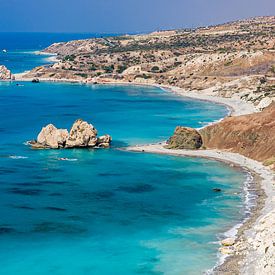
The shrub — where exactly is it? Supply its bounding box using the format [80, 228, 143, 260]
[89, 65, 97, 71]
[151, 66, 160, 72]
[117, 64, 127, 73]
[103, 65, 114, 73]
[63, 55, 76, 61]
[75, 73, 88, 78]
[263, 157, 275, 166]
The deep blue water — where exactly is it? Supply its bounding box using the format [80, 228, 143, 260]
[0, 33, 247, 274]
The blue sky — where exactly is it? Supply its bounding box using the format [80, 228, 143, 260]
[0, 0, 274, 33]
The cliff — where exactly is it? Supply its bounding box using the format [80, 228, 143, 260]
[200, 102, 275, 168]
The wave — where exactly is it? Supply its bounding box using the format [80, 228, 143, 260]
[57, 158, 78, 162]
[8, 155, 28, 159]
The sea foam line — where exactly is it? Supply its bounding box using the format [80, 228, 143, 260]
[205, 170, 256, 274]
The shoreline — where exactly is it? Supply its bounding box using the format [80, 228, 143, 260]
[9, 72, 274, 273]
[12, 74, 258, 116]
[125, 144, 274, 274]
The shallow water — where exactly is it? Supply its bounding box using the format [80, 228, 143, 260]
[0, 81, 247, 274]
[0, 33, 247, 274]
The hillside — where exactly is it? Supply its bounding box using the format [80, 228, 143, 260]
[200, 102, 275, 169]
[23, 16, 275, 110]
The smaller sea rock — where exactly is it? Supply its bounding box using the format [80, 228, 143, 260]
[165, 126, 203, 149]
[0, 65, 13, 80]
[97, 135, 112, 147]
[221, 238, 235, 246]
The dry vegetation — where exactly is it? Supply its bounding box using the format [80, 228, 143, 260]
[25, 16, 275, 109]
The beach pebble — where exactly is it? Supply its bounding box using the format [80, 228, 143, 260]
[219, 246, 234, 255]
[221, 237, 235, 246]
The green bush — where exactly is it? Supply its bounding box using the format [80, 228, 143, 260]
[151, 66, 160, 72]
[103, 65, 114, 73]
[117, 64, 127, 73]
[63, 54, 76, 61]
[75, 73, 88, 78]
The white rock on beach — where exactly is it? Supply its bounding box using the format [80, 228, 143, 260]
[221, 237, 235, 246]
[257, 97, 274, 110]
[219, 246, 234, 255]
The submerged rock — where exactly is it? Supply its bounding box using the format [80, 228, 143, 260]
[165, 126, 203, 149]
[29, 119, 111, 149]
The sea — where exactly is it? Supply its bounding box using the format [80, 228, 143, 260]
[0, 33, 249, 274]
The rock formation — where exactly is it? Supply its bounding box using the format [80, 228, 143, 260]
[0, 65, 14, 80]
[36, 124, 68, 149]
[29, 119, 111, 149]
[65, 119, 98, 148]
[165, 102, 275, 170]
[165, 126, 203, 149]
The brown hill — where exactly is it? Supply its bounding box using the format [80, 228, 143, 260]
[200, 102, 275, 167]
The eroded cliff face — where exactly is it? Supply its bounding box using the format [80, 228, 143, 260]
[200, 102, 275, 168]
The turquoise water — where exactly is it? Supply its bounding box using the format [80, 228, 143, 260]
[0, 34, 248, 274]
[0, 82, 247, 274]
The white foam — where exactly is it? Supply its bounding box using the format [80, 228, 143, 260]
[8, 155, 28, 159]
[57, 158, 78, 162]
[206, 171, 256, 274]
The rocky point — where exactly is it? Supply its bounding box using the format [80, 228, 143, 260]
[29, 119, 111, 149]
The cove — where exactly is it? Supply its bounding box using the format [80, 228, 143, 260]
[0, 81, 248, 274]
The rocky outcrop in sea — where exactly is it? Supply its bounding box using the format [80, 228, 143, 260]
[29, 119, 111, 149]
[0, 65, 14, 80]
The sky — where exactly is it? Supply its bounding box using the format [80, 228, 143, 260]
[0, 0, 274, 33]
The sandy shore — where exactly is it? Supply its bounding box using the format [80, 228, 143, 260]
[12, 74, 258, 116]
[33, 50, 58, 62]
[160, 85, 258, 116]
